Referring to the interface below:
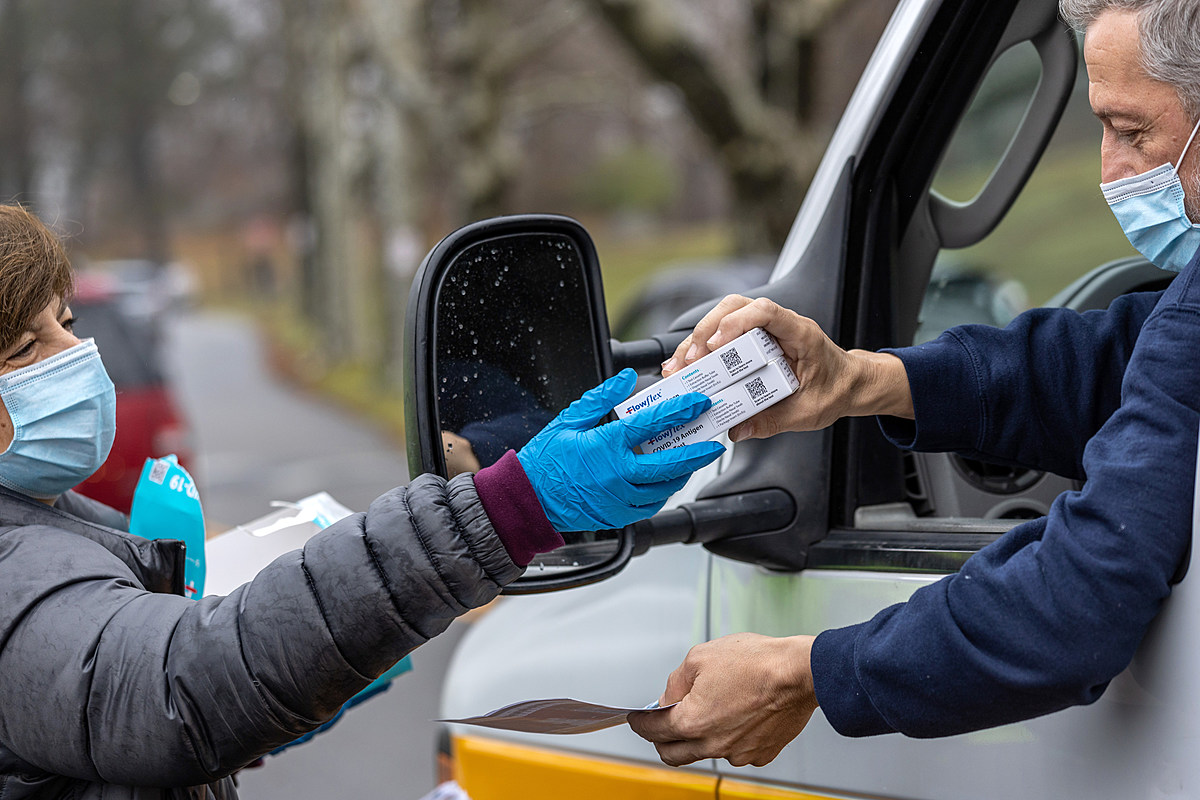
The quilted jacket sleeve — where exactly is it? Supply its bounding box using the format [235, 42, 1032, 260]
[0, 473, 522, 787]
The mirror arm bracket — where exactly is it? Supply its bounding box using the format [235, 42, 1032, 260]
[610, 333, 689, 373]
[630, 489, 796, 556]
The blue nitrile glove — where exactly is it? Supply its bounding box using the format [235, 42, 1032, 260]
[517, 368, 725, 531]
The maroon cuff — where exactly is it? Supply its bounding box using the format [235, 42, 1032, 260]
[473, 450, 564, 567]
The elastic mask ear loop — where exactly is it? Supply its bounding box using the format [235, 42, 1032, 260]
[1175, 117, 1200, 173]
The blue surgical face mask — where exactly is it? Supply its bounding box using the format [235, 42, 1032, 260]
[1102, 118, 1200, 273]
[0, 339, 116, 499]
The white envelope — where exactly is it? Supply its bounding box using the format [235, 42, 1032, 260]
[204, 491, 354, 597]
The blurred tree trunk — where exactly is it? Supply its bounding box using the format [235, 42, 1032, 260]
[36, 0, 224, 263]
[281, 0, 322, 322]
[348, 0, 439, 237]
[289, 0, 587, 374]
[290, 0, 407, 368]
[299, 0, 360, 361]
[115, 0, 170, 264]
[446, 0, 581, 219]
[283, 0, 426, 374]
[0, 0, 34, 202]
[121, 105, 170, 265]
[583, 0, 857, 254]
[445, 0, 515, 219]
[355, 0, 579, 224]
[352, 0, 510, 222]
[347, 0, 435, 387]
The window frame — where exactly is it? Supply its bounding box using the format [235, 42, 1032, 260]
[822, 0, 1077, 572]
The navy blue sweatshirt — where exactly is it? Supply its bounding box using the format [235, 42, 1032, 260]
[811, 250, 1200, 737]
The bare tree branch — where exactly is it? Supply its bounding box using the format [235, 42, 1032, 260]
[347, 0, 438, 116]
[486, 0, 583, 77]
[581, 0, 834, 250]
[792, 0, 858, 37]
[586, 0, 768, 152]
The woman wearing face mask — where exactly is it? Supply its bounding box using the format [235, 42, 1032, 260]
[0, 205, 724, 799]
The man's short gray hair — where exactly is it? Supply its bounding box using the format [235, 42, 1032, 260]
[1060, 0, 1200, 119]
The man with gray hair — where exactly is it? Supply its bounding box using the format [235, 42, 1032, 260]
[629, 0, 1200, 768]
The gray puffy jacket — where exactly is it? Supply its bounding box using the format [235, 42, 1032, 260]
[0, 475, 522, 799]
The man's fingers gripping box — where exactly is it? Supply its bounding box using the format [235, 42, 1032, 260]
[616, 327, 784, 419]
[636, 358, 800, 453]
[613, 327, 800, 453]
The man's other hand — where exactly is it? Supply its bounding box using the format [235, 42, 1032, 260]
[628, 633, 819, 768]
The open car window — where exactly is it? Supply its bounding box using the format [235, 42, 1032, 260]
[835, 12, 1135, 553]
[919, 37, 1135, 345]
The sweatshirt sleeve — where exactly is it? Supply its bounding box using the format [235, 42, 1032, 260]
[473, 449, 564, 565]
[811, 269, 1200, 738]
[0, 472, 524, 787]
[878, 290, 1162, 479]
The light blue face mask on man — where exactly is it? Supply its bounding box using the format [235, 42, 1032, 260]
[0, 339, 116, 499]
[1101, 118, 1200, 273]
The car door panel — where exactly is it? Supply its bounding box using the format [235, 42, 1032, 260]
[713, 431, 1200, 798]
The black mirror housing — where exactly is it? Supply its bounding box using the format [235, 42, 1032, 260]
[404, 215, 613, 477]
[404, 214, 634, 594]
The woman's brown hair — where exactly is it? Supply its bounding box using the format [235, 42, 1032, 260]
[0, 206, 74, 354]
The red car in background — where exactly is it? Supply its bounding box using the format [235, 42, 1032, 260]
[71, 274, 193, 513]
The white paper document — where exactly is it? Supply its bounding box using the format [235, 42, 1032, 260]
[441, 698, 674, 735]
[205, 492, 354, 597]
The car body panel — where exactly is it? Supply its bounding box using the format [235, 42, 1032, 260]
[453, 733, 888, 799]
[452, 735, 718, 799]
[708, 560, 1200, 798]
[443, 540, 714, 769]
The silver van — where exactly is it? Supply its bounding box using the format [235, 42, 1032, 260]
[403, 0, 1193, 795]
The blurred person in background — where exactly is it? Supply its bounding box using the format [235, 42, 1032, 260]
[0, 204, 723, 799]
[415, 728, 469, 800]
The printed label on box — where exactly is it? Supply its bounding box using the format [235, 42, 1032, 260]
[616, 328, 784, 419]
[637, 358, 799, 454]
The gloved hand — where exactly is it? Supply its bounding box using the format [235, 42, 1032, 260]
[517, 368, 725, 531]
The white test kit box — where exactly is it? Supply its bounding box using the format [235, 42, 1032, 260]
[634, 358, 800, 453]
[616, 327, 784, 419]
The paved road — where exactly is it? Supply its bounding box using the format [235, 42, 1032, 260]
[165, 310, 461, 799]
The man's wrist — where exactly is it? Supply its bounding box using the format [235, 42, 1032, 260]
[845, 351, 914, 420]
[777, 635, 819, 713]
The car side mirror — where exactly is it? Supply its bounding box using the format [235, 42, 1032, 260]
[403, 215, 635, 594]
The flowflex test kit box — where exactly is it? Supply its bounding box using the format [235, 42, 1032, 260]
[615, 328, 800, 453]
[620, 327, 784, 410]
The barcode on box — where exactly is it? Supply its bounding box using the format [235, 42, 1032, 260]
[720, 349, 744, 373]
[616, 328, 784, 419]
[637, 358, 798, 453]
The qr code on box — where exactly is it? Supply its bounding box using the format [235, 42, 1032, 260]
[149, 459, 170, 485]
[746, 376, 768, 402]
[720, 349, 744, 372]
